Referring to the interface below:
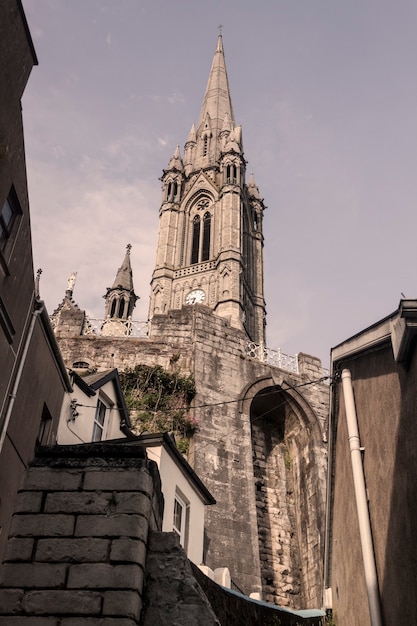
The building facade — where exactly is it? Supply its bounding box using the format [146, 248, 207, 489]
[0, 0, 71, 562]
[326, 299, 417, 625]
[51, 36, 329, 609]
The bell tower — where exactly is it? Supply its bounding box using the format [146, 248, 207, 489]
[149, 34, 266, 344]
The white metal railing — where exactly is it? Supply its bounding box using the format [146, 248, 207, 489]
[246, 341, 330, 382]
[82, 317, 148, 338]
[246, 341, 299, 373]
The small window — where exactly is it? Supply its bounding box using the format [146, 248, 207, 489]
[225, 164, 237, 184]
[0, 188, 22, 252]
[0, 295, 15, 344]
[92, 398, 107, 442]
[37, 404, 53, 445]
[173, 489, 190, 550]
[72, 360, 89, 369]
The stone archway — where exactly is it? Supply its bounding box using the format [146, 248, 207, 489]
[248, 381, 325, 609]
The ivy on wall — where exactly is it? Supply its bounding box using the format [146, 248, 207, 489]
[120, 364, 198, 453]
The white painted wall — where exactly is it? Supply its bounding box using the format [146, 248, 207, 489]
[147, 445, 206, 565]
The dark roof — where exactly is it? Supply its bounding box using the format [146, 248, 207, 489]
[71, 368, 131, 429]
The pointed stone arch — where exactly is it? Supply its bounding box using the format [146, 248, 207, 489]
[240, 376, 325, 609]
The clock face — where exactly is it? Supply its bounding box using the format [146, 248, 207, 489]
[185, 289, 206, 305]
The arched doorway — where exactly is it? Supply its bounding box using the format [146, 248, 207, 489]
[249, 382, 325, 609]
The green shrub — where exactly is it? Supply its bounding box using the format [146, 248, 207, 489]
[120, 364, 198, 451]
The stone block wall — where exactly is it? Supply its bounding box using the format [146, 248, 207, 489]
[53, 305, 329, 609]
[0, 443, 163, 624]
[141, 531, 220, 626]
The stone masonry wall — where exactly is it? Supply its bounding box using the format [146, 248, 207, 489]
[53, 305, 329, 609]
[0, 443, 163, 625]
[188, 308, 329, 608]
[141, 531, 220, 626]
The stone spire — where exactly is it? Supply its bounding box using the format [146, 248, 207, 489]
[198, 34, 234, 133]
[195, 34, 235, 164]
[167, 145, 184, 172]
[248, 172, 261, 199]
[111, 244, 134, 292]
[104, 244, 138, 325]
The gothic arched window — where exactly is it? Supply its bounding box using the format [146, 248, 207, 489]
[110, 299, 117, 318]
[202, 212, 211, 261]
[119, 298, 125, 319]
[225, 163, 237, 184]
[190, 211, 211, 264]
[191, 215, 200, 264]
[166, 181, 178, 201]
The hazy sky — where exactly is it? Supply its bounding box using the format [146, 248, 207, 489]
[22, 0, 417, 366]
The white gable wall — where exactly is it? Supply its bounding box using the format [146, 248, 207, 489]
[57, 381, 125, 444]
[146, 444, 206, 565]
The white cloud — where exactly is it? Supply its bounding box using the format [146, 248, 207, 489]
[167, 92, 185, 105]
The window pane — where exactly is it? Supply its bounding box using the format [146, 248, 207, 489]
[92, 422, 103, 442]
[92, 400, 106, 442]
[173, 498, 183, 534]
[96, 401, 106, 426]
[1, 199, 13, 227]
[191, 216, 200, 264]
[202, 213, 211, 261]
[1, 190, 21, 251]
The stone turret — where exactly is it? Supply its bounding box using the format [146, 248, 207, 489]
[50, 272, 86, 338]
[102, 244, 138, 337]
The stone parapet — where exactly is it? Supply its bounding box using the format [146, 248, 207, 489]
[0, 443, 163, 624]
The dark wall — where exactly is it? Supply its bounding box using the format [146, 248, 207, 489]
[0, 2, 68, 562]
[331, 343, 417, 625]
[0, 0, 37, 413]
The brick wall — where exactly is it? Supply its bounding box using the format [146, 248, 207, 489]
[0, 443, 163, 624]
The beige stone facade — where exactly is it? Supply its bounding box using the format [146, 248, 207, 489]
[149, 36, 266, 345]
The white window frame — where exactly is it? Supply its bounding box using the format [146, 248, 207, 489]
[173, 489, 190, 551]
[92, 397, 109, 442]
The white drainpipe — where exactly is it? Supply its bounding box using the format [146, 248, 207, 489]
[0, 300, 44, 454]
[341, 369, 383, 626]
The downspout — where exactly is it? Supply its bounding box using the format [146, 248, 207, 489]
[341, 369, 383, 626]
[0, 299, 44, 454]
[322, 353, 336, 612]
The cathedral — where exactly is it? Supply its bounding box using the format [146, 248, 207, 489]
[52, 34, 329, 609]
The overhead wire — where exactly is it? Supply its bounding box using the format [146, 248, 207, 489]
[70, 374, 331, 415]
